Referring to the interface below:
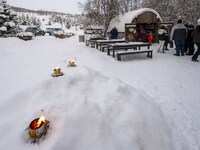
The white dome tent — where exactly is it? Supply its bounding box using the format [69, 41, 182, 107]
[107, 8, 163, 42]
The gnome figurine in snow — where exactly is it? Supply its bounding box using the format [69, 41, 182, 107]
[68, 60, 76, 67]
[51, 67, 64, 77]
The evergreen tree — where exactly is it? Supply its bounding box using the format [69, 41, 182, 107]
[0, 0, 17, 36]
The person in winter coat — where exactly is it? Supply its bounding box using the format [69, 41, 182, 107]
[148, 31, 153, 45]
[184, 24, 189, 53]
[157, 26, 167, 53]
[163, 26, 170, 50]
[185, 24, 195, 55]
[110, 27, 118, 39]
[191, 21, 200, 62]
[140, 26, 146, 42]
[170, 19, 187, 56]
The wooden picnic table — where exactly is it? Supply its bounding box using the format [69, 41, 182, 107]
[86, 38, 106, 48]
[107, 42, 150, 57]
[95, 39, 126, 50]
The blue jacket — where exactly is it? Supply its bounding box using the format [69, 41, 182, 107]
[170, 23, 187, 41]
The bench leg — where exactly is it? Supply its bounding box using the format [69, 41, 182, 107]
[147, 52, 153, 58]
[113, 49, 115, 57]
[99, 44, 102, 51]
[102, 47, 106, 52]
[96, 43, 98, 49]
[107, 48, 110, 55]
[117, 54, 121, 61]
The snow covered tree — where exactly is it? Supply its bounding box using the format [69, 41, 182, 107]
[36, 18, 41, 27]
[141, 0, 200, 24]
[0, 0, 17, 36]
[118, 0, 141, 13]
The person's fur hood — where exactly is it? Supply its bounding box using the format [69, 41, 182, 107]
[158, 29, 166, 35]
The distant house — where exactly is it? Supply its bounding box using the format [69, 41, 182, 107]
[107, 8, 162, 42]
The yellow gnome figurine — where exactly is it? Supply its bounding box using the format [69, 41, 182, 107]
[68, 60, 76, 67]
[52, 67, 64, 77]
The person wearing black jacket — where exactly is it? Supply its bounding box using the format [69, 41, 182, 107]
[185, 24, 195, 55]
[163, 27, 170, 50]
[110, 27, 118, 39]
[191, 23, 200, 61]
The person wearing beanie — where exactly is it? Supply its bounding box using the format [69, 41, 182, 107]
[191, 21, 200, 62]
[170, 19, 188, 56]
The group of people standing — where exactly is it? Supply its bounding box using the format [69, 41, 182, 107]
[109, 19, 200, 61]
[158, 19, 200, 62]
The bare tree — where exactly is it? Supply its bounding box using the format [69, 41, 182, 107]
[79, 0, 122, 37]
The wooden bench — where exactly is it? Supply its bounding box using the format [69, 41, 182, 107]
[86, 40, 96, 48]
[86, 38, 105, 48]
[117, 50, 153, 61]
[102, 44, 137, 52]
[107, 43, 150, 57]
[101, 45, 109, 52]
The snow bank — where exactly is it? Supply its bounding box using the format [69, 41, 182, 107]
[17, 32, 33, 37]
[0, 67, 173, 150]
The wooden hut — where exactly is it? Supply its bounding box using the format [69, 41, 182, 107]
[107, 8, 163, 42]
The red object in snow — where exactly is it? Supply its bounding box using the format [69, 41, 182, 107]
[148, 33, 153, 45]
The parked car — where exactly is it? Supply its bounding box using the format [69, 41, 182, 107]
[25, 27, 45, 36]
[45, 28, 54, 35]
[45, 28, 64, 36]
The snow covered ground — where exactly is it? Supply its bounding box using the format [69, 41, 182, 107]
[0, 35, 200, 150]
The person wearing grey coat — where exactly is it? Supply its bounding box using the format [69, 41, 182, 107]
[170, 19, 187, 56]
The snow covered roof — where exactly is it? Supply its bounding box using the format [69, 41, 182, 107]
[17, 32, 33, 37]
[107, 8, 162, 32]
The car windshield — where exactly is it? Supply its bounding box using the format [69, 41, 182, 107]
[54, 28, 62, 31]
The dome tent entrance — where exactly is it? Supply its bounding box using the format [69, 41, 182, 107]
[107, 8, 163, 42]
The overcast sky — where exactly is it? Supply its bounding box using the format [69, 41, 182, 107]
[7, 0, 86, 14]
